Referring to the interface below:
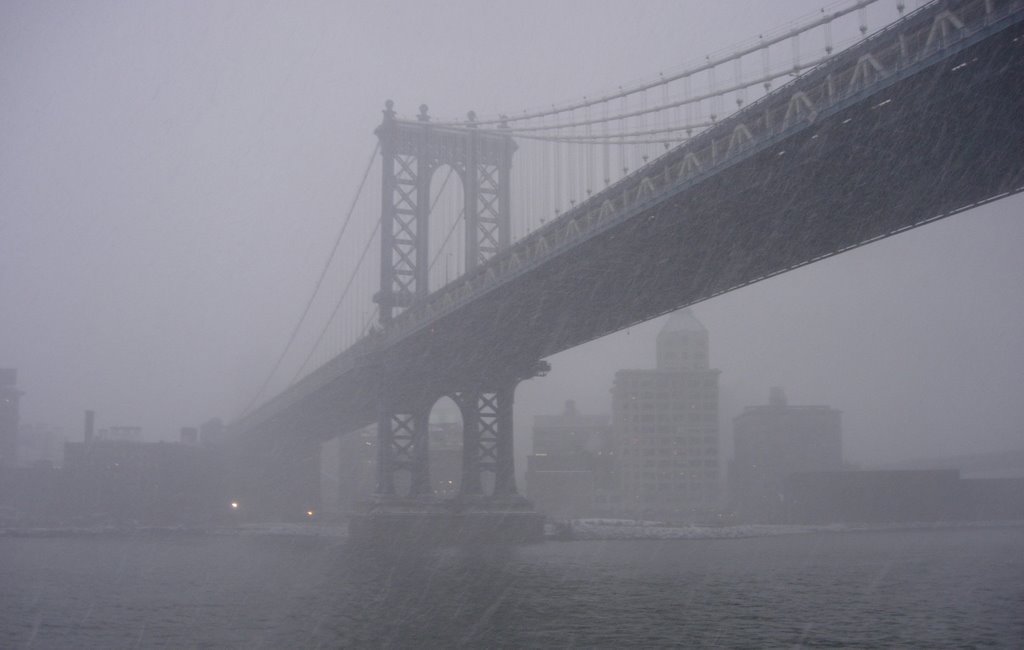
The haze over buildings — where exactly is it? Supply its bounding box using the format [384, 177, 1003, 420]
[1, 2, 1022, 646]
[612, 310, 720, 518]
[731, 387, 843, 521]
[0, 369, 20, 469]
[1, 0, 1022, 480]
[526, 400, 612, 519]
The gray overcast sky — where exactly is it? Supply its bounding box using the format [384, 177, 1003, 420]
[2, 0, 1022, 466]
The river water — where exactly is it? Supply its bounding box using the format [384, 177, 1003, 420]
[1, 525, 1022, 648]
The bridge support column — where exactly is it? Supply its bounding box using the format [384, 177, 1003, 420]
[354, 363, 549, 545]
[463, 113, 516, 272]
[454, 361, 549, 500]
[374, 102, 517, 326]
[456, 383, 518, 498]
[375, 399, 432, 497]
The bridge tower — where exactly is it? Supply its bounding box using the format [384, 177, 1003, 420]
[366, 102, 544, 538]
[374, 101, 515, 324]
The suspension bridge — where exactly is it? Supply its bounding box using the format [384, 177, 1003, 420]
[222, 0, 1024, 533]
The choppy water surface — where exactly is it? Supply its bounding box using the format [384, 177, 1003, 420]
[1, 526, 1022, 648]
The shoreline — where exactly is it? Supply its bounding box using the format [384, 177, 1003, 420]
[3, 518, 1023, 542]
[548, 518, 1024, 541]
[0, 522, 350, 540]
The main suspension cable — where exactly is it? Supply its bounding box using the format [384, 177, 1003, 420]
[292, 162, 463, 382]
[240, 143, 379, 416]
[429, 0, 878, 127]
[291, 216, 382, 383]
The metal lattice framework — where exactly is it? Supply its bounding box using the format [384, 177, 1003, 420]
[387, 152, 421, 308]
[454, 387, 517, 497]
[471, 162, 507, 266]
[378, 0, 1024, 350]
[228, 0, 1024, 516]
[373, 104, 522, 498]
[375, 103, 516, 324]
[377, 406, 431, 496]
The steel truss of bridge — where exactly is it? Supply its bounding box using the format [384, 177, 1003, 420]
[228, 0, 1024, 523]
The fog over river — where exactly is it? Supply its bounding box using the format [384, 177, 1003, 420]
[3, 1, 1023, 647]
[2, 526, 1022, 648]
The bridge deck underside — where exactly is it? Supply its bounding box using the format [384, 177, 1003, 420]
[253, 21, 1024, 442]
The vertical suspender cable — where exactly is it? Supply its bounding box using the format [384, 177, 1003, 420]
[602, 100, 611, 186]
[585, 101, 593, 194]
[661, 74, 670, 149]
[291, 216, 382, 383]
[762, 36, 771, 94]
[554, 108, 562, 215]
[619, 91, 627, 177]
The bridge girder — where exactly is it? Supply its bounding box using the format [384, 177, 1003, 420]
[228, 0, 1024, 512]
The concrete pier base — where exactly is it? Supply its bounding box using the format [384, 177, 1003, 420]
[348, 495, 544, 546]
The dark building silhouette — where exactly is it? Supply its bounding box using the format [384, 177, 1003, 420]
[1, 412, 226, 526]
[532, 400, 610, 456]
[526, 400, 612, 519]
[782, 469, 1024, 523]
[54, 413, 224, 525]
[62, 424, 222, 524]
[336, 427, 377, 509]
[0, 369, 22, 468]
[731, 388, 842, 521]
[18, 422, 62, 467]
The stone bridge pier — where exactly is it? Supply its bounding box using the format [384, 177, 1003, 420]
[349, 102, 545, 543]
[351, 361, 549, 544]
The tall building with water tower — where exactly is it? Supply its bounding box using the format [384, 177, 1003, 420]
[610, 310, 721, 519]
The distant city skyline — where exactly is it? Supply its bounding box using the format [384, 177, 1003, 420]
[3, 0, 1022, 472]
